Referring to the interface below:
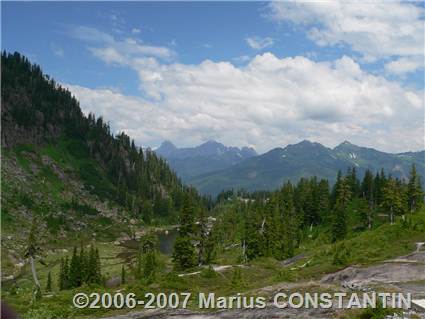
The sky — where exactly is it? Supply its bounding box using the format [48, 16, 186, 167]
[2, 1, 424, 154]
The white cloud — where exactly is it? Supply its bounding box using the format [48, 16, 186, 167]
[268, 1, 424, 71]
[246, 36, 274, 50]
[385, 56, 424, 76]
[131, 28, 141, 34]
[66, 53, 424, 153]
[68, 26, 174, 62]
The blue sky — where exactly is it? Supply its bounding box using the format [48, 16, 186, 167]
[2, 1, 424, 153]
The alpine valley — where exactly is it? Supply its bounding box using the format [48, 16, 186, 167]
[2, 53, 425, 319]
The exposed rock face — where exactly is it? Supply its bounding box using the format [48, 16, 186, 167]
[321, 252, 425, 286]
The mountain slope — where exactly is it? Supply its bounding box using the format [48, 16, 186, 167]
[188, 140, 424, 195]
[1, 52, 203, 239]
[155, 140, 257, 180]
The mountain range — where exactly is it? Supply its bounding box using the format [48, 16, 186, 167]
[155, 140, 257, 180]
[156, 140, 425, 196]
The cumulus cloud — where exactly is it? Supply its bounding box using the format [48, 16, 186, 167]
[66, 53, 424, 153]
[246, 36, 274, 50]
[267, 1, 424, 72]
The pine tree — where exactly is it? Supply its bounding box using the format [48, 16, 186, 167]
[262, 200, 281, 259]
[243, 206, 264, 261]
[315, 179, 330, 224]
[69, 246, 81, 288]
[407, 164, 424, 212]
[172, 194, 196, 270]
[331, 177, 351, 242]
[381, 177, 405, 224]
[59, 256, 70, 290]
[346, 167, 360, 197]
[46, 271, 52, 292]
[86, 246, 102, 285]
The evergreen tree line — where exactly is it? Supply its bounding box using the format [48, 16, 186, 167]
[214, 165, 423, 261]
[58, 245, 101, 290]
[1, 51, 207, 222]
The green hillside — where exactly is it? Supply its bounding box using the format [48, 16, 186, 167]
[188, 141, 424, 196]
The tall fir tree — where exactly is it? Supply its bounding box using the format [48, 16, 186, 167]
[381, 177, 405, 224]
[407, 164, 424, 212]
[172, 194, 196, 270]
[331, 177, 351, 242]
[69, 246, 81, 288]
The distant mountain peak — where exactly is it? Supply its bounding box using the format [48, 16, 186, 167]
[154, 140, 258, 180]
[285, 140, 326, 150]
[200, 139, 224, 148]
[156, 140, 177, 157]
[203, 139, 220, 145]
[334, 140, 361, 151]
[160, 140, 176, 148]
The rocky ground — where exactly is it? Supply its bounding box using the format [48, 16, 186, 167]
[101, 250, 425, 319]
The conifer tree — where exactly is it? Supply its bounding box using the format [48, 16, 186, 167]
[279, 182, 298, 258]
[407, 164, 424, 212]
[59, 256, 70, 290]
[69, 246, 81, 288]
[361, 170, 375, 205]
[381, 177, 405, 224]
[172, 194, 196, 270]
[346, 167, 360, 197]
[331, 177, 351, 242]
[262, 200, 281, 259]
[243, 206, 264, 260]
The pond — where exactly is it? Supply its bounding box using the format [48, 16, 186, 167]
[117, 228, 178, 261]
